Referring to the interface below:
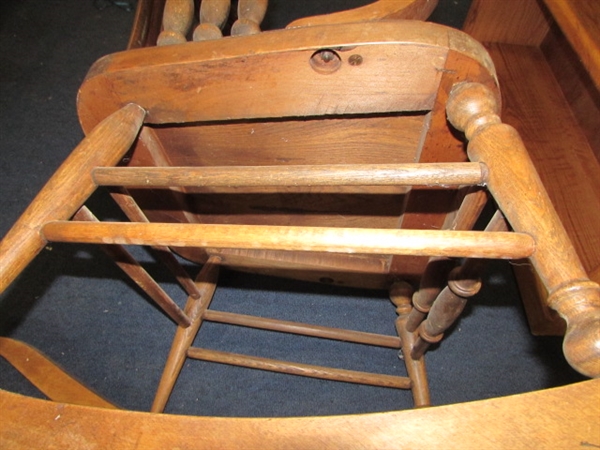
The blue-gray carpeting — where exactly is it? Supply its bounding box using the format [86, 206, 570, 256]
[0, 0, 585, 417]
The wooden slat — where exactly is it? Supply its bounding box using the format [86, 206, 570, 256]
[463, 0, 550, 46]
[92, 163, 485, 188]
[186, 347, 411, 389]
[40, 222, 536, 260]
[203, 310, 401, 349]
[542, 0, 600, 89]
[2, 379, 599, 449]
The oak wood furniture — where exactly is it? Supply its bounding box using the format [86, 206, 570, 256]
[463, 0, 600, 336]
[0, 0, 599, 444]
[1, 370, 598, 449]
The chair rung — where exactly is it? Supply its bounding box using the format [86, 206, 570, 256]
[186, 347, 411, 389]
[92, 163, 485, 188]
[41, 222, 536, 259]
[203, 310, 402, 348]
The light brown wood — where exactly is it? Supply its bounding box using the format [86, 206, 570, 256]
[2, 379, 599, 449]
[72, 206, 191, 327]
[0, 338, 116, 410]
[203, 310, 402, 349]
[0, 103, 146, 294]
[462, 0, 550, 46]
[187, 347, 411, 389]
[287, 0, 438, 28]
[463, 0, 600, 338]
[108, 188, 202, 299]
[194, 0, 231, 41]
[128, 0, 165, 48]
[542, 23, 600, 164]
[77, 21, 495, 130]
[390, 282, 430, 407]
[41, 222, 536, 260]
[157, 0, 194, 46]
[92, 163, 485, 188]
[486, 43, 600, 335]
[542, 0, 600, 89]
[151, 256, 221, 413]
[446, 81, 600, 378]
[231, 0, 268, 36]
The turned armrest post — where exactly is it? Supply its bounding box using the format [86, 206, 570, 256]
[0, 104, 146, 295]
[446, 82, 600, 377]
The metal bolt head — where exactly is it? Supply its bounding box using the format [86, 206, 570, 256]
[348, 54, 363, 66]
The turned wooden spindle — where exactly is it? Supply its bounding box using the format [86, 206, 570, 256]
[411, 210, 508, 359]
[411, 259, 484, 360]
[390, 282, 430, 407]
[0, 104, 146, 294]
[447, 82, 600, 378]
[406, 187, 489, 333]
[406, 257, 456, 333]
[157, 0, 194, 46]
[231, 0, 268, 36]
[193, 0, 231, 41]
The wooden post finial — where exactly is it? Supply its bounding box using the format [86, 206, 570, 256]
[446, 81, 501, 140]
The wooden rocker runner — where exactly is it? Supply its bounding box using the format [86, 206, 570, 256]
[0, 0, 599, 440]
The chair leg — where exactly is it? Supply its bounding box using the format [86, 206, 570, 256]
[151, 256, 221, 413]
[390, 282, 431, 407]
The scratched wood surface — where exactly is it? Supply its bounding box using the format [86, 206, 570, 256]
[1, 379, 598, 449]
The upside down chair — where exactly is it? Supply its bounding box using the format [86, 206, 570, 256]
[1, 0, 599, 442]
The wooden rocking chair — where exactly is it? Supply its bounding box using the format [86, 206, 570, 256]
[1, 0, 599, 440]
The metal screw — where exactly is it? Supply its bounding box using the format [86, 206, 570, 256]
[348, 54, 363, 66]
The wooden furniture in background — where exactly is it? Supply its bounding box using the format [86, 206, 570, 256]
[463, 0, 600, 336]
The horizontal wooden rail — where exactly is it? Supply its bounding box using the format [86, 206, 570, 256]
[92, 163, 485, 188]
[203, 310, 402, 348]
[40, 222, 535, 259]
[186, 347, 411, 389]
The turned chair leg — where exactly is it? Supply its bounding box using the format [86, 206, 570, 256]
[390, 282, 431, 408]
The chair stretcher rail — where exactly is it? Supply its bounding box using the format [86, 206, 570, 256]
[91, 163, 486, 188]
[41, 222, 535, 259]
[186, 347, 412, 389]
